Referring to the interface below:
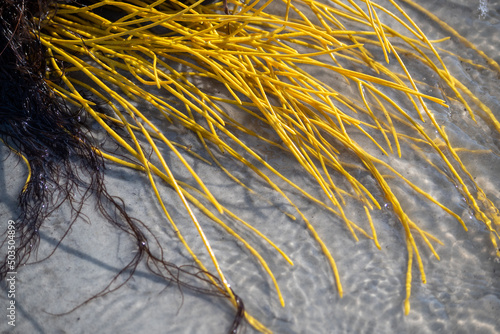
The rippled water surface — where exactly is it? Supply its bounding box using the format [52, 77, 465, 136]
[1, 0, 500, 333]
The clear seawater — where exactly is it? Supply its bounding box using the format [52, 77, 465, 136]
[1, 0, 500, 333]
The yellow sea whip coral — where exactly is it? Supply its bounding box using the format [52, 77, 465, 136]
[3, 0, 500, 332]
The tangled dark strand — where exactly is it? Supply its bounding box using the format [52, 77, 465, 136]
[0, 1, 244, 332]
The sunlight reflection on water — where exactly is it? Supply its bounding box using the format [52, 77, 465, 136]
[1, 0, 500, 333]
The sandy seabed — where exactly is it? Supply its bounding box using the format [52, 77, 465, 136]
[1, 0, 500, 333]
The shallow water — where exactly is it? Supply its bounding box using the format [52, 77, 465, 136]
[1, 0, 500, 333]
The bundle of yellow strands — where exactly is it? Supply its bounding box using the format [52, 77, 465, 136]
[3, 0, 500, 332]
